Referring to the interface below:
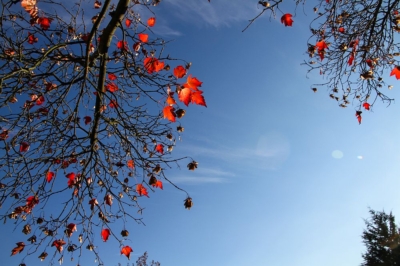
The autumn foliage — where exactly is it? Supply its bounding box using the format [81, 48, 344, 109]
[1, 0, 205, 264]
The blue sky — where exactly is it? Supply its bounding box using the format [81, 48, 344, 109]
[3, 0, 400, 265]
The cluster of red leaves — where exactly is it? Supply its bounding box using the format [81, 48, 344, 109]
[136, 184, 149, 197]
[143, 57, 165, 73]
[315, 40, 328, 61]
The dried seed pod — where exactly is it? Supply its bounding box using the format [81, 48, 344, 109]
[22, 224, 31, 235]
[149, 175, 157, 186]
[121, 230, 129, 237]
[184, 197, 193, 210]
[38, 252, 48, 261]
[177, 126, 184, 132]
[28, 235, 37, 243]
[175, 109, 185, 118]
[187, 161, 198, 171]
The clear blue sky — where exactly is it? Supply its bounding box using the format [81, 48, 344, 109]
[3, 0, 400, 265]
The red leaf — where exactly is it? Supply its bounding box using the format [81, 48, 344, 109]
[390, 66, 400, 79]
[36, 95, 45, 105]
[281, 13, 293, 27]
[66, 223, 77, 237]
[152, 180, 163, 189]
[27, 32, 38, 44]
[108, 73, 117, 81]
[163, 106, 176, 122]
[38, 17, 52, 30]
[51, 239, 66, 253]
[106, 82, 118, 92]
[178, 87, 192, 106]
[155, 144, 164, 154]
[104, 194, 113, 206]
[191, 90, 207, 107]
[136, 184, 149, 197]
[26, 196, 39, 207]
[173, 65, 186, 78]
[127, 159, 135, 169]
[89, 198, 98, 210]
[121, 246, 133, 259]
[109, 100, 118, 108]
[11, 242, 25, 256]
[94, 0, 102, 8]
[117, 41, 128, 50]
[315, 40, 328, 51]
[84, 116, 92, 125]
[133, 42, 141, 52]
[356, 111, 362, 124]
[66, 172, 76, 187]
[125, 19, 132, 28]
[101, 228, 110, 242]
[143, 57, 164, 74]
[0, 130, 9, 140]
[147, 17, 156, 27]
[363, 102, 370, 110]
[348, 53, 355, 66]
[46, 171, 55, 182]
[184, 75, 203, 90]
[338, 27, 345, 33]
[20, 142, 30, 152]
[138, 33, 148, 43]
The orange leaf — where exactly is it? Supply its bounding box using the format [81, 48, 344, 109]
[173, 65, 186, 78]
[125, 19, 132, 27]
[166, 95, 176, 105]
[101, 228, 110, 242]
[136, 184, 149, 197]
[184, 75, 203, 90]
[121, 246, 133, 259]
[46, 171, 55, 182]
[138, 33, 148, 43]
[11, 242, 25, 256]
[163, 106, 176, 122]
[147, 17, 156, 27]
[178, 87, 192, 106]
[127, 159, 135, 169]
[156, 143, 164, 154]
[191, 90, 207, 107]
[390, 66, 400, 79]
[281, 13, 293, 27]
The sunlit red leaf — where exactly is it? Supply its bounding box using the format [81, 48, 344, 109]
[108, 73, 117, 81]
[138, 33, 148, 43]
[104, 194, 113, 206]
[390, 66, 400, 79]
[178, 87, 191, 106]
[125, 18, 132, 27]
[11, 242, 25, 256]
[66, 172, 76, 187]
[163, 106, 176, 122]
[121, 246, 133, 259]
[281, 13, 293, 27]
[136, 184, 149, 197]
[94, 0, 102, 8]
[363, 102, 370, 110]
[106, 82, 118, 92]
[166, 95, 176, 105]
[153, 180, 163, 189]
[84, 116, 92, 125]
[184, 75, 203, 90]
[27, 32, 38, 44]
[101, 228, 110, 242]
[143, 57, 164, 74]
[147, 17, 156, 27]
[89, 198, 98, 210]
[38, 17, 52, 30]
[356, 111, 362, 124]
[173, 66, 186, 78]
[46, 171, 55, 182]
[156, 144, 164, 154]
[191, 90, 207, 107]
[117, 40, 128, 50]
[52, 239, 66, 253]
[127, 159, 135, 169]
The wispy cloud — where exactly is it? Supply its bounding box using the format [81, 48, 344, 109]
[168, 167, 234, 185]
[162, 0, 259, 28]
[179, 132, 291, 171]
